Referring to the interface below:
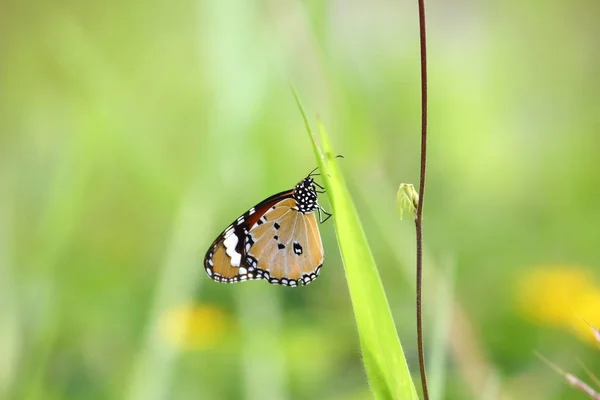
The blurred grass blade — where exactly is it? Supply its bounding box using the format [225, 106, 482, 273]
[293, 89, 418, 400]
[582, 319, 600, 345]
[0, 172, 19, 398]
[537, 353, 600, 399]
[427, 260, 455, 400]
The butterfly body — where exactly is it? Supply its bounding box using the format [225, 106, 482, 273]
[204, 175, 329, 287]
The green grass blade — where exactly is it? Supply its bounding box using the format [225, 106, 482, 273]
[292, 89, 419, 400]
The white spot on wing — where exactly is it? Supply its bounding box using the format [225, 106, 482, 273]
[224, 234, 238, 252]
[230, 253, 241, 267]
[224, 234, 241, 267]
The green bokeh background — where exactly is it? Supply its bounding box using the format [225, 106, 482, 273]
[1, 0, 599, 399]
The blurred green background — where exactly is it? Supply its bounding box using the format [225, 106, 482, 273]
[1, 0, 600, 399]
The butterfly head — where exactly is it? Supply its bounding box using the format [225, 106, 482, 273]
[293, 177, 319, 213]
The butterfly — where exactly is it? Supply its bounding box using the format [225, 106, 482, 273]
[204, 168, 331, 287]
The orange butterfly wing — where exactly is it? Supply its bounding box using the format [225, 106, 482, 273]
[204, 176, 327, 287]
[245, 199, 324, 286]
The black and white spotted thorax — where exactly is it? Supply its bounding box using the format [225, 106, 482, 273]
[293, 177, 319, 213]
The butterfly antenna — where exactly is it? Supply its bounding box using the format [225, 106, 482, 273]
[307, 154, 344, 177]
[307, 166, 319, 177]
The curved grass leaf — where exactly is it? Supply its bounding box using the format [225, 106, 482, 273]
[292, 89, 419, 400]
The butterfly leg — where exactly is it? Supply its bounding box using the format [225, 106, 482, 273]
[317, 205, 332, 224]
[313, 181, 327, 194]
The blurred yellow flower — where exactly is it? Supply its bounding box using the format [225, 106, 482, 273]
[569, 290, 600, 344]
[516, 265, 600, 345]
[160, 303, 231, 351]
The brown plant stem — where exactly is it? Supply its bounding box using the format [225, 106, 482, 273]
[415, 0, 430, 398]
